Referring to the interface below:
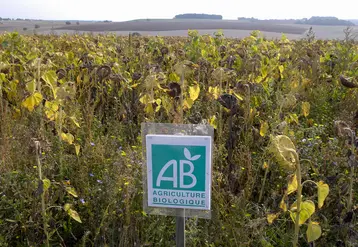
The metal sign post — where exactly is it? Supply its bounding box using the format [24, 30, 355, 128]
[176, 210, 185, 246]
[142, 123, 213, 247]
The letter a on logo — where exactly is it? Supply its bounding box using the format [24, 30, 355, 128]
[156, 160, 177, 188]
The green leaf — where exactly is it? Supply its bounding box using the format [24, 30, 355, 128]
[287, 174, 298, 195]
[42, 178, 51, 191]
[65, 187, 78, 198]
[260, 121, 269, 137]
[22, 92, 43, 112]
[68, 209, 82, 223]
[290, 200, 315, 225]
[41, 70, 58, 98]
[189, 84, 200, 102]
[317, 181, 329, 209]
[282, 94, 296, 109]
[26, 79, 36, 93]
[307, 221, 322, 242]
[64, 203, 71, 211]
[0, 73, 6, 82]
[260, 238, 274, 247]
[42, 70, 58, 87]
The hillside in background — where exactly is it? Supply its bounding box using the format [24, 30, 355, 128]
[348, 19, 358, 25]
[238, 16, 355, 26]
[295, 16, 355, 26]
[174, 13, 223, 20]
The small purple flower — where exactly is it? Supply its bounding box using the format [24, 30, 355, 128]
[89, 173, 94, 177]
[97, 179, 103, 184]
[90, 142, 95, 146]
[80, 198, 85, 204]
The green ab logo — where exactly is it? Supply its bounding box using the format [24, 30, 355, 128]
[157, 148, 200, 189]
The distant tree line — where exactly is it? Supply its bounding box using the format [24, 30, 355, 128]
[237, 17, 259, 22]
[295, 17, 355, 26]
[0, 17, 43, 21]
[174, 14, 222, 20]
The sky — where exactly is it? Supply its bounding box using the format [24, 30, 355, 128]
[0, 0, 357, 21]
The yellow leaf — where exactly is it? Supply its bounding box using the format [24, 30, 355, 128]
[75, 144, 80, 156]
[233, 92, 244, 101]
[290, 200, 315, 225]
[42, 178, 51, 191]
[317, 181, 329, 209]
[260, 121, 269, 137]
[22, 92, 43, 112]
[280, 196, 287, 212]
[267, 213, 279, 225]
[209, 115, 217, 129]
[70, 116, 81, 128]
[44, 101, 59, 120]
[189, 84, 200, 102]
[307, 221, 322, 242]
[268, 135, 297, 171]
[155, 98, 162, 105]
[262, 161, 269, 169]
[278, 65, 284, 78]
[302, 102, 310, 117]
[208, 86, 220, 99]
[65, 186, 78, 198]
[139, 95, 148, 104]
[61, 132, 74, 145]
[130, 83, 140, 88]
[289, 113, 299, 125]
[155, 98, 162, 112]
[183, 98, 194, 110]
[68, 208, 82, 223]
[287, 174, 298, 195]
[144, 103, 154, 115]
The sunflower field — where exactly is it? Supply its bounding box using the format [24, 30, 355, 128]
[0, 30, 357, 246]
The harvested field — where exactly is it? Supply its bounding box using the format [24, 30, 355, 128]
[55, 19, 307, 34]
